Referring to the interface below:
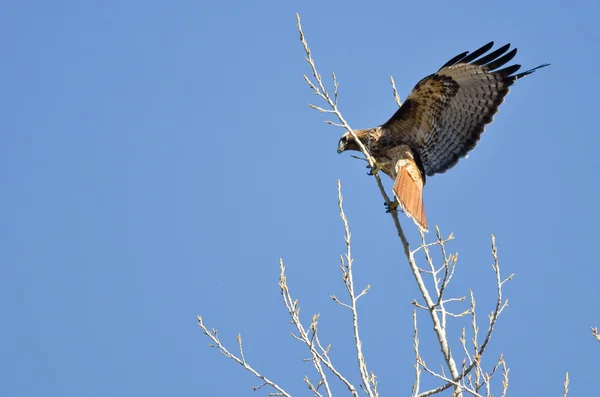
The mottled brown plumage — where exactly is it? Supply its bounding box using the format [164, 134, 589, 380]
[337, 41, 548, 231]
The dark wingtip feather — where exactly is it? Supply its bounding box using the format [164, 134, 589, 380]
[484, 48, 518, 71]
[514, 63, 550, 79]
[460, 41, 495, 64]
[439, 41, 496, 70]
[472, 43, 511, 66]
[439, 51, 470, 70]
[495, 64, 522, 78]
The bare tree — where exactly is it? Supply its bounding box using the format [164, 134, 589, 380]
[197, 14, 569, 396]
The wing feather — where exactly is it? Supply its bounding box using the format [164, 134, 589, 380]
[438, 41, 494, 69]
[439, 51, 469, 69]
[381, 43, 548, 176]
[472, 43, 511, 66]
[458, 41, 495, 64]
[483, 48, 517, 71]
[495, 64, 522, 78]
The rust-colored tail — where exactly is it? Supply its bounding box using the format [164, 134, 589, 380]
[393, 163, 428, 232]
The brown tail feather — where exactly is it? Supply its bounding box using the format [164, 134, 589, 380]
[393, 164, 428, 232]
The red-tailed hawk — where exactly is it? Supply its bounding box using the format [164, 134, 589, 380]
[337, 42, 548, 231]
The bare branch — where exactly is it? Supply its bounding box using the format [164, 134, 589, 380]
[308, 103, 334, 113]
[418, 361, 483, 397]
[331, 294, 353, 309]
[337, 180, 377, 397]
[444, 309, 471, 319]
[197, 316, 292, 397]
[460, 327, 473, 366]
[563, 372, 569, 397]
[279, 260, 350, 397]
[356, 285, 371, 300]
[304, 375, 325, 397]
[412, 310, 422, 397]
[296, 13, 398, 217]
[500, 357, 509, 397]
[416, 235, 511, 397]
[592, 327, 600, 343]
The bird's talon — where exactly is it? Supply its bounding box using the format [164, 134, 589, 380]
[368, 161, 389, 176]
[384, 200, 400, 213]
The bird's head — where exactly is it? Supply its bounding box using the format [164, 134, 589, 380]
[337, 129, 372, 154]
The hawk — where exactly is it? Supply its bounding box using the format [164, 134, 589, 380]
[337, 41, 548, 231]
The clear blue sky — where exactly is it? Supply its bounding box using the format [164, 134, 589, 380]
[2, 0, 598, 395]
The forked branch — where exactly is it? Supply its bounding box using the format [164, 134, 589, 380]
[197, 316, 292, 397]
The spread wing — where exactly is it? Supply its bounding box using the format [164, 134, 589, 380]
[381, 41, 549, 176]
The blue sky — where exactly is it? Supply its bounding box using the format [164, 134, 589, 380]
[2, 0, 599, 395]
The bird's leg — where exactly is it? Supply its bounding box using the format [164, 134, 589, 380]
[384, 199, 401, 213]
[367, 160, 390, 176]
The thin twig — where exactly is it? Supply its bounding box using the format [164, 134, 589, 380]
[412, 309, 422, 397]
[304, 375, 325, 397]
[500, 357, 509, 397]
[417, 236, 511, 397]
[418, 361, 482, 397]
[296, 13, 397, 215]
[338, 180, 377, 397]
[197, 316, 292, 397]
[279, 260, 353, 397]
[592, 327, 600, 343]
[562, 372, 569, 397]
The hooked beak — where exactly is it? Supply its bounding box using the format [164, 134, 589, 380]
[337, 136, 347, 154]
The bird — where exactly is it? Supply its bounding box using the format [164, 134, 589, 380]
[337, 41, 548, 232]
